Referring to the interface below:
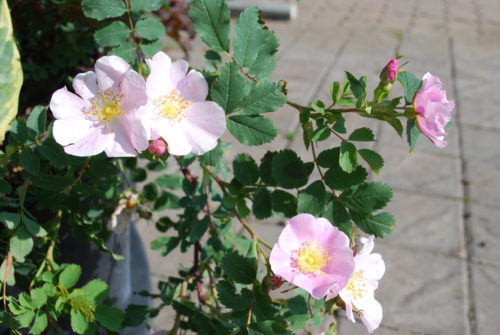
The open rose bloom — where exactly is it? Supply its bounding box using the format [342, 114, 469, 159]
[141, 51, 226, 155]
[50, 56, 149, 157]
[414, 72, 455, 148]
[269, 214, 354, 299]
[327, 236, 385, 333]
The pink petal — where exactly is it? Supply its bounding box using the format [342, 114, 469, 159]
[182, 101, 226, 155]
[104, 119, 138, 157]
[171, 59, 189, 88]
[49, 87, 87, 120]
[52, 118, 95, 146]
[146, 51, 173, 99]
[293, 273, 335, 299]
[64, 127, 111, 157]
[359, 298, 383, 333]
[269, 244, 295, 282]
[95, 55, 130, 91]
[154, 120, 192, 156]
[120, 69, 148, 111]
[73, 71, 98, 100]
[177, 69, 209, 102]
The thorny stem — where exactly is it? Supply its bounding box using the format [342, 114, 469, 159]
[327, 126, 347, 142]
[310, 142, 324, 180]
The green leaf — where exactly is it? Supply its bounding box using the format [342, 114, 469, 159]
[30, 288, 47, 309]
[135, 17, 165, 40]
[240, 81, 286, 115]
[23, 216, 47, 237]
[0, 212, 20, 230]
[16, 310, 34, 328]
[94, 21, 131, 47]
[205, 50, 222, 72]
[221, 253, 257, 284]
[189, 0, 230, 52]
[82, 0, 127, 20]
[130, 168, 147, 182]
[342, 182, 393, 214]
[0, 0, 23, 144]
[70, 309, 89, 334]
[9, 118, 27, 144]
[297, 181, 326, 216]
[139, 39, 162, 58]
[37, 138, 69, 168]
[345, 72, 366, 102]
[317, 147, 340, 168]
[153, 192, 180, 211]
[123, 305, 149, 328]
[151, 236, 179, 256]
[27, 106, 47, 138]
[10, 227, 33, 261]
[358, 149, 384, 174]
[233, 154, 259, 185]
[339, 141, 357, 173]
[227, 114, 277, 146]
[351, 212, 395, 238]
[272, 190, 297, 218]
[155, 174, 182, 190]
[142, 183, 158, 201]
[200, 140, 223, 166]
[348, 127, 375, 141]
[188, 217, 209, 243]
[272, 149, 310, 189]
[95, 304, 124, 331]
[216, 281, 252, 310]
[253, 188, 272, 220]
[59, 264, 82, 289]
[330, 81, 340, 105]
[110, 41, 135, 63]
[30, 310, 47, 335]
[398, 71, 422, 105]
[311, 126, 330, 142]
[19, 149, 40, 175]
[259, 151, 277, 186]
[130, 0, 163, 12]
[211, 62, 250, 115]
[0, 311, 20, 329]
[406, 118, 421, 152]
[324, 166, 367, 191]
[322, 198, 352, 236]
[81, 279, 109, 302]
[233, 7, 279, 79]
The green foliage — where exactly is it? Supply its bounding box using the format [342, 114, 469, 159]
[189, 0, 230, 52]
[221, 253, 257, 284]
[272, 150, 312, 189]
[233, 154, 259, 185]
[135, 17, 165, 40]
[82, 0, 127, 21]
[406, 118, 421, 152]
[94, 21, 131, 47]
[227, 114, 277, 145]
[398, 71, 422, 105]
[211, 62, 251, 115]
[297, 181, 326, 216]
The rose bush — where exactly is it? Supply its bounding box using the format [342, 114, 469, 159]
[0, 0, 454, 334]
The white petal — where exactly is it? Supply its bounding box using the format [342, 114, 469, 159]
[52, 118, 94, 146]
[104, 121, 138, 157]
[120, 69, 148, 111]
[182, 101, 226, 155]
[64, 127, 111, 157]
[73, 71, 98, 100]
[155, 120, 192, 156]
[171, 59, 189, 88]
[146, 51, 173, 99]
[50, 87, 87, 120]
[95, 55, 130, 91]
[177, 69, 208, 102]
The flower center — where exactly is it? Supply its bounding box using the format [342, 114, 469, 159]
[293, 241, 330, 275]
[154, 89, 190, 121]
[87, 90, 124, 121]
[346, 270, 367, 300]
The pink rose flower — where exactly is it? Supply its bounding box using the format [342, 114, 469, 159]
[141, 52, 226, 156]
[380, 58, 398, 83]
[148, 139, 167, 156]
[269, 214, 354, 299]
[50, 56, 149, 157]
[327, 236, 385, 334]
[414, 72, 454, 148]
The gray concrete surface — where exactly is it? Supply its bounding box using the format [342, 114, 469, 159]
[136, 0, 500, 333]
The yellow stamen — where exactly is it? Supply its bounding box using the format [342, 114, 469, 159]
[154, 89, 190, 121]
[293, 241, 331, 275]
[346, 270, 367, 300]
[86, 90, 124, 121]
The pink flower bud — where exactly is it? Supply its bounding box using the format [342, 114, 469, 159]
[148, 139, 167, 156]
[380, 58, 398, 83]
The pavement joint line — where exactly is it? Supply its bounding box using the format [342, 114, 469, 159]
[379, 241, 468, 261]
[380, 323, 433, 335]
[449, 35, 477, 335]
[457, 121, 500, 133]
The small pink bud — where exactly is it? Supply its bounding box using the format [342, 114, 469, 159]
[380, 58, 398, 83]
[148, 139, 167, 156]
